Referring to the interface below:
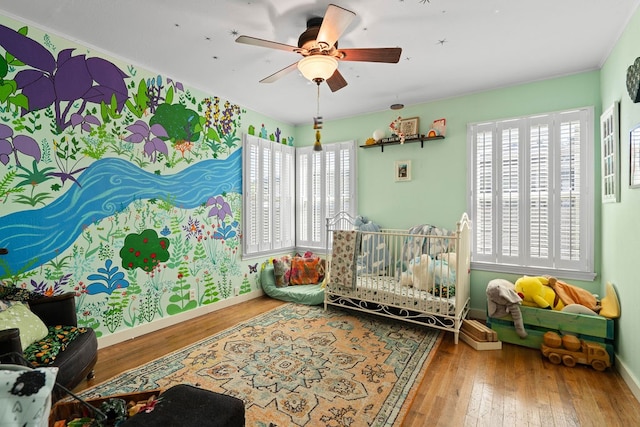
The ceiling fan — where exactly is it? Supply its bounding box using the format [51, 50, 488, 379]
[235, 3, 402, 92]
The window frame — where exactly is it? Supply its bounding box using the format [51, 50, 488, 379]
[242, 134, 295, 258]
[242, 135, 357, 258]
[467, 107, 595, 281]
[296, 140, 357, 253]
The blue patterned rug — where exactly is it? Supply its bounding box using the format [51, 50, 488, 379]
[78, 303, 441, 426]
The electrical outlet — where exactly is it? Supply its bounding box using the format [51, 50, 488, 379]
[234, 287, 240, 296]
[189, 289, 196, 300]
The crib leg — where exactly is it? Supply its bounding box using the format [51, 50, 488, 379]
[453, 331, 459, 345]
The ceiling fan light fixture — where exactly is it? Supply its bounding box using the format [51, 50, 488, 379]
[298, 55, 338, 82]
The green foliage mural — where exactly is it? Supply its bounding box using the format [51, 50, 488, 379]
[0, 18, 291, 338]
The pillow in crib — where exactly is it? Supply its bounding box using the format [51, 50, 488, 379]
[0, 366, 58, 427]
[273, 256, 292, 287]
[0, 302, 48, 351]
[289, 256, 325, 285]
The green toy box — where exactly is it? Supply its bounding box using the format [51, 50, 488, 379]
[487, 305, 615, 362]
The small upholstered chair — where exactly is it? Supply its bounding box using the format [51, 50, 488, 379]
[0, 288, 98, 400]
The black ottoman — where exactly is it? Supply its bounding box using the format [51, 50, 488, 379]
[121, 384, 245, 427]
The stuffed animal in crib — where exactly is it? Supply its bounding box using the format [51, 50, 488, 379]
[402, 254, 455, 295]
[514, 276, 565, 310]
[400, 254, 432, 290]
[436, 252, 457, 271]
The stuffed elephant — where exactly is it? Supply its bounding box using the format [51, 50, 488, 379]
[486, 279, 527, 338]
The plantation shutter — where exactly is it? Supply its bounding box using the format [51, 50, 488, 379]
[497, 119, 522, 265]
[468, 108, 593, 278]
[297, 141, 356, 250]
[469, 122, 495, 263]
[554, 109, 591, 271]
[242, 134, 294, 256]
[527, 115, 552, 268]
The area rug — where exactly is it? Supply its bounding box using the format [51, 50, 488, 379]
[78, 304, 442, 426]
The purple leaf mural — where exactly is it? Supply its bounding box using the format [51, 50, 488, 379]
[0, 123, 40, 166]
[0, 24, 129, 131]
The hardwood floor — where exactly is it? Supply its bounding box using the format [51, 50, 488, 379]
[73, 296, 640, 426]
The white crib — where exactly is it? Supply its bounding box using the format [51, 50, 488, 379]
[324, 212, 471, 344]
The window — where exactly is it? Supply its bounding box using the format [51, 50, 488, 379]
[242, 136, 356, 257]
[467, 107, 595, 280]
[243, 135, 295, 257]
[296, 141, 357, 251]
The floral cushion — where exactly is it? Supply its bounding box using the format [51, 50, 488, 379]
[0, 285, 44, 302]
[289, 256, 325, 285]
[24, 325, 88, 367]
[272, 256, 292, 287]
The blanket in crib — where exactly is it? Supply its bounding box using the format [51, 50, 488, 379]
[402, 224, 453, 263]
[331, 230, 361, 289]
[355, 216, 390, 274]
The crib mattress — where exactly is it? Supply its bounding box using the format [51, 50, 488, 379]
[326, 275, 456, 315]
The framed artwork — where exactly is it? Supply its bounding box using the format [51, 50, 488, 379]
[399, 117, 419, 136]
[630, 124, 640, 188]
[601, 101, 620, 203]
[395, 160, 411, 182]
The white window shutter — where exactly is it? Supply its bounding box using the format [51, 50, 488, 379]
[468, 108, 594, 279]
[243, 135, 295, 257]
[297, 141, 356, 250]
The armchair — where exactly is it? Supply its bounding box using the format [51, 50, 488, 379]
[0, 290, 98, 399]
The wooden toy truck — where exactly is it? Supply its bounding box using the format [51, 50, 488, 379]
[540, 331, 610, 371]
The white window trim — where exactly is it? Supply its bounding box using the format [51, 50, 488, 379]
[467, 107, 595, 281]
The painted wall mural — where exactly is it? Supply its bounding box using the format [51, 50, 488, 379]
[0, 20, 291, 338]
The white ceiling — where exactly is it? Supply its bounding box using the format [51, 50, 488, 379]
[1, 0, 639, 125]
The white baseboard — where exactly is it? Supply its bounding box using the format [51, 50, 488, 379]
[615, 355, 640, 403]
[96, 290, 264, 349]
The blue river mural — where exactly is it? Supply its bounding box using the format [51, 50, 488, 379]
[0, 150, 241, 276]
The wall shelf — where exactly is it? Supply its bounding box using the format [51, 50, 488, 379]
[359, 135, 444, 152]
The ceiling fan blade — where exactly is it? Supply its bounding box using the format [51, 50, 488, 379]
[338, 48, 403, 63]
[316, 4, 356, 48]
[326, 69, 348, 92]
[236, 35, 298, 53]
[259, 62, 299, 83]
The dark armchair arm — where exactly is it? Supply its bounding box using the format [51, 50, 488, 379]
[29, 292, 78, 327]
[0, 328, 27, 365]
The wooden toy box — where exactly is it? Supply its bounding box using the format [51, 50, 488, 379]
[487, 305, 615, 361]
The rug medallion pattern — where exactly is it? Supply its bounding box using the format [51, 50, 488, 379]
[79, 304, 441, 426]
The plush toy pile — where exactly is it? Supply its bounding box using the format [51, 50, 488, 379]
[511, 276, 620, 319]
[399, 253, 456, 297]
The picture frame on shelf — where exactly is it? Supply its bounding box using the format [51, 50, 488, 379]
[600, 101, 620, 203]
[630, 124, 640, 188]
[400, 117, 419, 136]
[395, 160, 411, 182]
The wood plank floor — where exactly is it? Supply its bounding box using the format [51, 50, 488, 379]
[73, 296, 640, 426]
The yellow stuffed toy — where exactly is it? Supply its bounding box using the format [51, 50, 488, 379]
[514, 276, 565, 310]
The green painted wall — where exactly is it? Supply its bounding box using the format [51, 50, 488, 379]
[600, 6, 640, 392]
[297, 71, 602, 310]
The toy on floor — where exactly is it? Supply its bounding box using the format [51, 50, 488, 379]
[540, 331, 610, 371]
